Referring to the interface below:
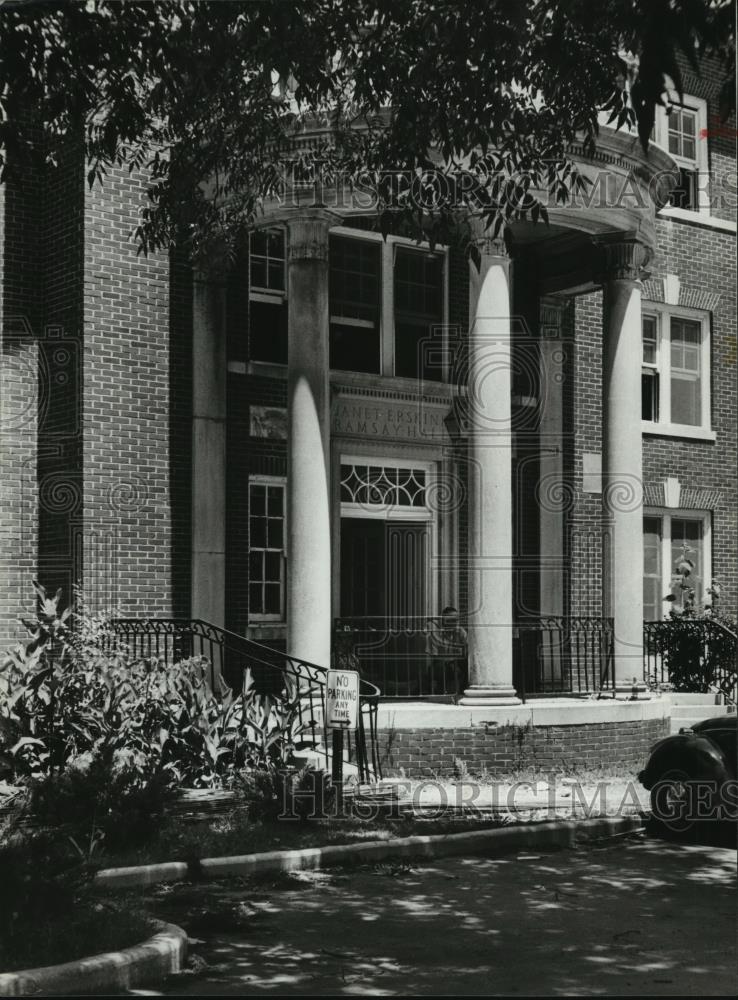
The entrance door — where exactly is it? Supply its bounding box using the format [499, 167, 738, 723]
[340, 518, 430, 696]
[340, 519, 429, 621]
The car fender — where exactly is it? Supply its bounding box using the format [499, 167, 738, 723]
[638, 732, 730, 790]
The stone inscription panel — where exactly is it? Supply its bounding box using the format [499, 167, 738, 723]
[331, 396, 450, 442]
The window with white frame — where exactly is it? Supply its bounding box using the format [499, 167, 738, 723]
[250, 226, 448, 379]
[652, 95, 708, 215]
[339, 457, 434, 519]
[641, 306, 711, 432]
[329, 235, 382, 374]
[597, 92, 709, 215]
[393, 246, 445, 380]
[329, 229, 446, 380]
[643, 510, 711, 620]
[248, 478, 286, 620]
[249, 228, 288, 365]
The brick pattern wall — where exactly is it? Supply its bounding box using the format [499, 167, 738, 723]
[379, 717, 669, 778]
[643, 219, 737, 613]
[677, 62, 736, 225]
[0, 144, 43, 646]
[169, 249, 194, 619]
[82, 166, 174, 616]
[567, 228, 736, 620]
[38, 141, 85, 603]
[568, 291, 605, 618]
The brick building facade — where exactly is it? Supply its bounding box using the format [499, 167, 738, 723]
[0, 60, 735, 772]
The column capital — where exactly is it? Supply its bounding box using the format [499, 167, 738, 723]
[286, 209, 340, 263]
[467, 215, 511, 264]
[596, 237, 652, 283]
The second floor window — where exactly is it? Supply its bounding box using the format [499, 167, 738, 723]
[329, 236, 381, 374]
[393, 247, 444, 380]
[249, 228, 287, 365]
[641, 308, 710, 432]
[652, 95, 708, 215]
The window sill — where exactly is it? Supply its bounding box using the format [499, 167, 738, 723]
[245, 360, 287, 378]
[247, 622, 286, 638]
[657, 207, 737, 233]
[642, 422, 716, 442]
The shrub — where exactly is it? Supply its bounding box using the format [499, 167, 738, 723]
[0, 583, 315, 796]
[29, 750, 176, 853]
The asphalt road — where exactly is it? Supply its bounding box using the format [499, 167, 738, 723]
[146, 833, 737, 997]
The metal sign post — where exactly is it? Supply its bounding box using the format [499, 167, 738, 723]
[326, 669, 360, 803]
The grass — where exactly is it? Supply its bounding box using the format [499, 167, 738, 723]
[94, 764, 642, 871]
[0, 879, 155, 974]
[0, 905, 155, 974]
[94, 805, 514, 870]
[0, 828, 155, 975]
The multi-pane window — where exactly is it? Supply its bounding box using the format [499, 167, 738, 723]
[654, 96, 708, 213]
[667, 106, 698, 161]
[670, 317, 702, 426]
[393, 247, 444, 380]
[329, 236, 381, 374]
[598, 92, 707, 214]
[248, 227, 447, 378]
[249, 480, 286, 619]
[665, 105, 699, 211]
[643, 516, 663, 621]
[641, 309, 709, 431]
[641, 314, 659, 422]
[249, 228, 288, 365]
[643, 511, 709, 619]
[250, 230, 285, 292]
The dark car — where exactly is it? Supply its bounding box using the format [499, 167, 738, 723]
[638, 714, 737, 831]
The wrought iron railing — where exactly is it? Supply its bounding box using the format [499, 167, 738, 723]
[643, 617, 738, 705]
[334, 615, 615, 701]
[514, 617, 615, 700]
[108, 618, 382, 783]
[334, 616, 468, 700]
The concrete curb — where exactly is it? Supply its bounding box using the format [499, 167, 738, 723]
[0, 920, 187, 997]
[95, 815, 644, 889]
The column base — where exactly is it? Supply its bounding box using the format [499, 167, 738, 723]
[614, 681, 651, 701]
[458, 685, 522, 706]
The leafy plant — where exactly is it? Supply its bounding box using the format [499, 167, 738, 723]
[0, 583, 315, 795]
[656, 566, 737, 697]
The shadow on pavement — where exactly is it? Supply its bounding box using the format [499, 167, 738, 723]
[142, 835, 736, 997]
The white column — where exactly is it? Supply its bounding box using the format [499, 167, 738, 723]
[601, 240, 649, 693]
[191, 270, 227, 632]
[460, 235, 519, 705]
[285, 210, 336, 668]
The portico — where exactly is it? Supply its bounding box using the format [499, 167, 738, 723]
[190, 129, 677, 704]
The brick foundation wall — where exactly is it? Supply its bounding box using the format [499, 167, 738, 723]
[378, 717, 669, 778]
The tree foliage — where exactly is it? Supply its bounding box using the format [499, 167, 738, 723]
[0, 0, 734, 257]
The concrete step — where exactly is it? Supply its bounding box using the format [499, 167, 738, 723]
[668, 692, 723, 705]
[671, 704, 732, 721]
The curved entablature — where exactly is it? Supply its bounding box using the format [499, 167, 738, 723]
[242, 120, 679, 296]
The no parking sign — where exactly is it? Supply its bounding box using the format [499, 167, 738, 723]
[326, 669, 360, 730]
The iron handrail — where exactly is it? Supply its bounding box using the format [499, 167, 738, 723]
[109, 617, 381, 782]
[643, 617, 738, 705]
[335, 615, 615, 700]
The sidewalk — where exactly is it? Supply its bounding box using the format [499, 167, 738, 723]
[360, 775, 650, 819]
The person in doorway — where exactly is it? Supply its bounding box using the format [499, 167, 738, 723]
[431, 606, 468, 700]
